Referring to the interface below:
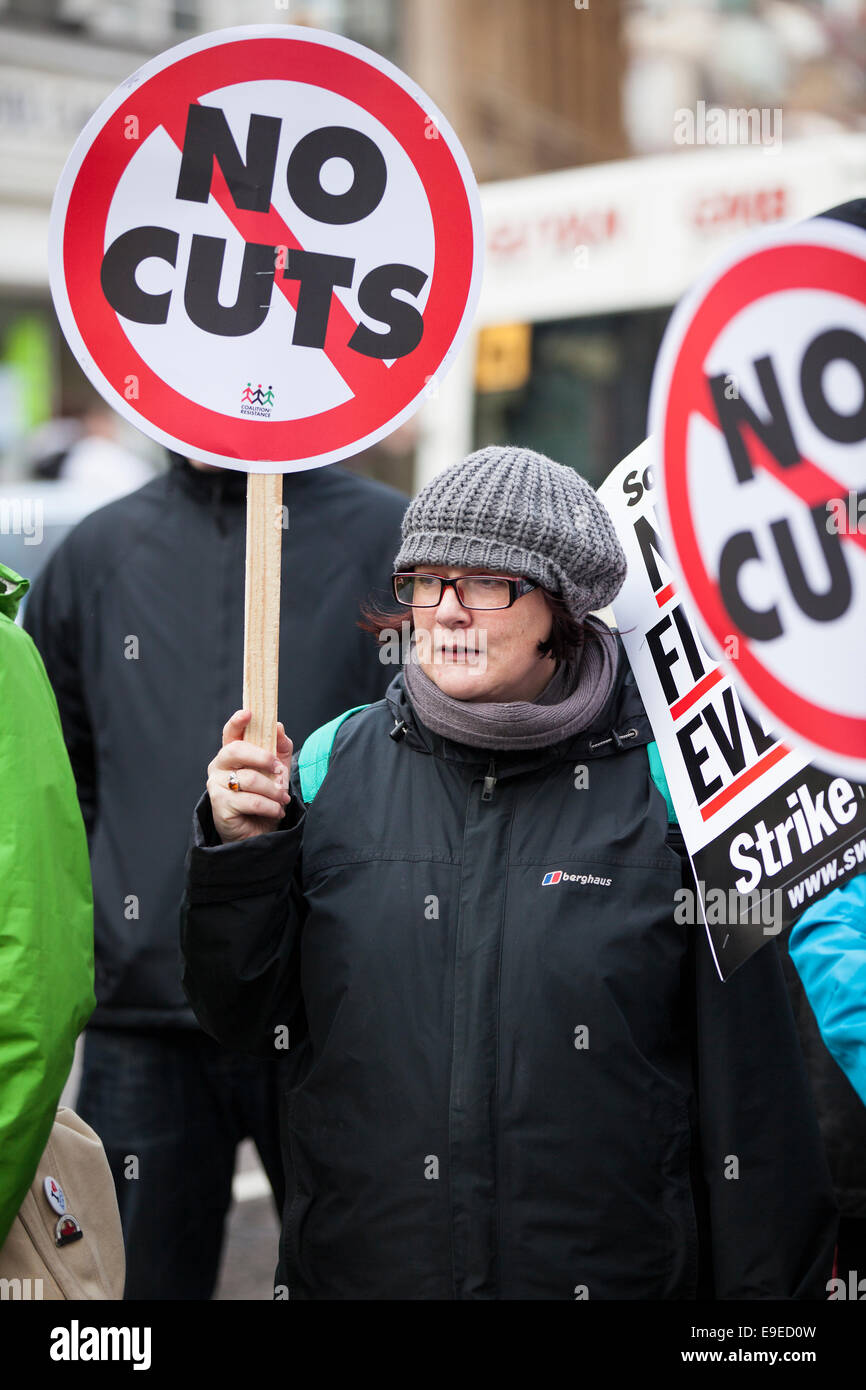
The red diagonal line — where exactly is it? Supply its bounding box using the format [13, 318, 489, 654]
[655, 580, 676, 607]
[696, 385, 866, 555]
[699, 741, 789, 822]
[669, 666, 724, 722]
[161, 106, 393, 402]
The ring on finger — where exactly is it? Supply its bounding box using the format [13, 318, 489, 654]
[227, 773, 240, 792]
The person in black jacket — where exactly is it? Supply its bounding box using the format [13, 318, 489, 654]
[23, 451, 406, 1300]
[181, 445, 837, 1300]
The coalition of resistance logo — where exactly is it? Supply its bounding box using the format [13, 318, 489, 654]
[240, 382, 275, 418]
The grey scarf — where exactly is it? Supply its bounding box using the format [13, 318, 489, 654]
[402, 615, 619, 751]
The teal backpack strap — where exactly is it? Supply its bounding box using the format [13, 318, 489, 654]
[647, 741, 677, 825]
[297, 704, 369, 803]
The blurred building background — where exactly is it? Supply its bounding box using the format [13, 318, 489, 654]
[0, 0, 864, 559]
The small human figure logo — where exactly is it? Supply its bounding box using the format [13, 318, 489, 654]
[240, 382, 275, 417]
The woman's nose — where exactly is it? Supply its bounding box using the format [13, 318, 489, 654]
[435, 584, 470, 622]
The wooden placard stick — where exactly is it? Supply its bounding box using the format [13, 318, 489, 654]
[243, 471, 283, 755]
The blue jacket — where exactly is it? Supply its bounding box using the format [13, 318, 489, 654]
[790, 873, 866, 1107]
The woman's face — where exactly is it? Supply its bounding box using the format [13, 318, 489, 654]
[409, 565, 556, 702]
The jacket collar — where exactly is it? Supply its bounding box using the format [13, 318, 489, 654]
[383, 632, 652, 776]
[0, 561, 28, 621]
[167, 452, 249, 505]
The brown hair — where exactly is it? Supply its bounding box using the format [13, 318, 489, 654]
[357, 585, 584, 666]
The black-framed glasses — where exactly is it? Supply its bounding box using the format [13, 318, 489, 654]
[392, 572, 538, 611]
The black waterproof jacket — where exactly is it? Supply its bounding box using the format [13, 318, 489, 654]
[24, 456, 406, 1028]
[181, 647, 837, 1300]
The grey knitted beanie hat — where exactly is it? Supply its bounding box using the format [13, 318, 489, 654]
[394, 445, 627, 623]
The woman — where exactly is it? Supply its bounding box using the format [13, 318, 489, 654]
[181, 445, 835, 1300]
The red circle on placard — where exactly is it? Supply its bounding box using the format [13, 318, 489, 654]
[662, 240, 866, 762]
[60, 35, 475, 463]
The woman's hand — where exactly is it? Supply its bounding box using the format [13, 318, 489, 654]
[207, 710, 294, 843]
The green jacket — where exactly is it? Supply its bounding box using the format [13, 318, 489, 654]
[0, 561, 95, 1245]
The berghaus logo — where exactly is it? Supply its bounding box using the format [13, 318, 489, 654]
[541, 870, 612, 887]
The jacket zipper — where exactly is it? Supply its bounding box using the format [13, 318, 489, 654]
[448, 756, 503, 1296]
[481, 758, 497, 801]
[481, 752, 503, 1297]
